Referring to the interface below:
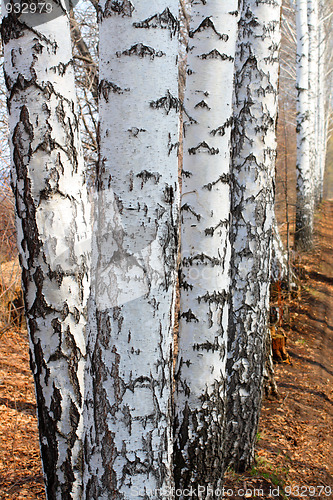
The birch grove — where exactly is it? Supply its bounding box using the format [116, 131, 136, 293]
[1, 4, 91, 497]
[2, 0, 333, 496]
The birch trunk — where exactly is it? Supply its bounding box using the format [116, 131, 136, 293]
[317, 1, 327, 200]
[295, 0, 313, 249]
[84, 1, 179, 497]
[1, 6, 91, 499]
[307, 0, 319, 205]
[271, 216, 288, 282]
[225, 0, 281, 472]
[174, 1, 238, 493]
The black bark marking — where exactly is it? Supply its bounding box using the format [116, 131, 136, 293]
[133, 8, 179, 37]
[204, 219, 229, 236]
[181, 170, 192, 178]
[193, 336, 222, 353]
[50, 60, 73, 76]
[164, 185, 174, 204]
[100, 0, 134, 19]
[181, 309, 199, 323]
[136, 170, 161, 188]
[12, 106, 42, 268]
[198, 49, 234, 62]
[99, 79, 128, 102]
[127, 127, 146, 137]
[181, 203, 201, 221]
[178, 270, 193, 291]
[194, 100, 210, 110]
[150, 91, 180, 114]
[116, 43, 165, 59]
[167, 134, 179, 156]
[64, 326, 82, 406]
[182, 253, 222, 267]
[188, 141, 219, 155]
[197, 290, 229, 306]
[210, 117, 233, 137]
[189, 17, 228, 41]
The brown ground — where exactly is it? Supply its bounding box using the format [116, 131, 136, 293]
[0, 202, 332, 500]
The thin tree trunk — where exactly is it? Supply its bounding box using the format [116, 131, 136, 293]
[271, 216, 288, 282]
[317, 1, 327, 200]
[1, 7, 91, 499]
[225, 0, 281, 472]
[174, 1, 238, 493]
[295, 0, 313, 249]
[84, 1, 179, 497]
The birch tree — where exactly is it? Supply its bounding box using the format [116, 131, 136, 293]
[307, 0, 320, 205]
[317, 0, 332, 201]
[1, 4, 91, 498]
[173, 0, 238, 491]
[225, 0, 281, 471]
[84, 1, 180, 497]
[295, 0, 313, 249]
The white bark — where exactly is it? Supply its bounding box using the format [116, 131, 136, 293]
[271, 217, 288, 282]
[1, 5, 91, 499]
[225, 0, 281, 472]
[317, 1, 327, 199]
[307, 0, 319, 204]
[174, 1, 238, 492]
[295, 0, 313, 248]
[85, 1, 179, 497]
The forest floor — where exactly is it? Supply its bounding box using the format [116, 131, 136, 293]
[0, 201, 332, 500]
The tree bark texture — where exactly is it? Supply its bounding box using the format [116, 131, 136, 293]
[316, 0, 327, 201]
[174, 1, 238, 494]
[225, 0, 281, 472]
[1, 7, 91, 499]
[85, 1, 179, 498]
[271, 216, 288, 282]
[295, 0, 313, 249]
[307, 0, 319, 205]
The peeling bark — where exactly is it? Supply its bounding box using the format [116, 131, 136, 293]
[1, 6, 91, 499]
[225, 0, 281, 472]
[174, 0, 238, 495]
[85, 1, 179, 497]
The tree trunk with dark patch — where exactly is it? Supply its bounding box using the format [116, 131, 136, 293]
[84, 1, 180, 497]
[1, 7, 91, 499]
[173, 1, 239, 495]
[225, 0, 281, 472]
[295, 0, 313, 250]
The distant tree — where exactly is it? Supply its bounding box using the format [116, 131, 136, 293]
[295, 0, 314, 249]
